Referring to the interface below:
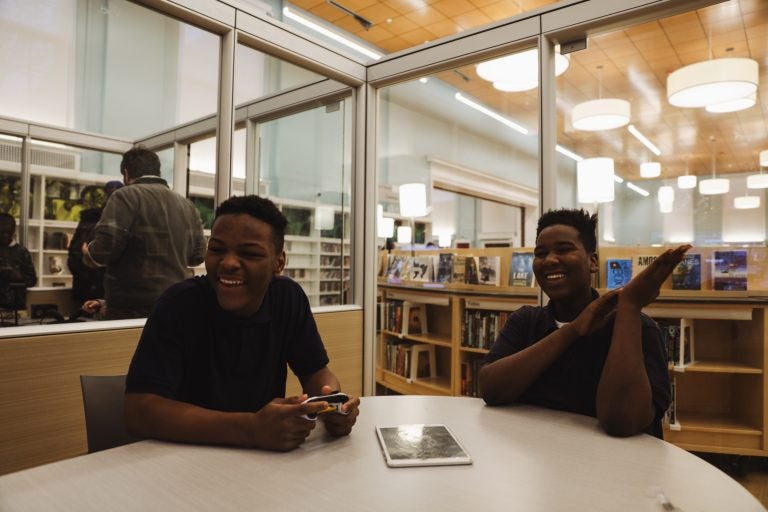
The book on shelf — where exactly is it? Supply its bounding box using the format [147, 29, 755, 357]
[633, 254, 657, 278]
[409, 256, 433, 282]
[606, 258, 632, 289]
[678, 318, 694, 367]
[478, 255, 500, 286]
[665, 376, 680, 430]
[384, 339, 413, 377]
[460, 358, 484, 397]
[436, 253, 454, 283]
[464, 256, 480, 285]
[671, 253, 701, 290]
[509, 252, 534, 287]
[384, 299, 404, 333]
[452, 255, 467, 283]
[712, 250, 747, 291]
[402, 301, 428, 335]
[409, 344, 436, 380]
[386, 255, 408, 283]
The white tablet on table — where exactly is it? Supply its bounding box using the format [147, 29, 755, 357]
[375, 424, 473, 467]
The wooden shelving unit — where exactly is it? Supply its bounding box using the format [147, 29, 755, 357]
[376, 283, 536, 398]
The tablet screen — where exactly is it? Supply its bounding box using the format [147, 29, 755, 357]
[375, 424, 472, 467]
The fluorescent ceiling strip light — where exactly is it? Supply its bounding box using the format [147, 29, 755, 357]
[625, 182, 649, 196]
[283, 7, 382, 60]
[555, 144, 582, 162]
[454, 93, 528, 135]
[627, 124, 661, 156]
[613, 175, 624, 183]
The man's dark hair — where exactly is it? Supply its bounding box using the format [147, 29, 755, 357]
[121, 146, 161, 180]
[214, 195, 288, 252]
[536, 208, 597, 253]
[0, 212, 16, 229]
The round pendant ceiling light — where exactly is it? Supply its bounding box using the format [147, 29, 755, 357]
[571, 98, 631, 131]
[705, 92, 756, 113]
[677, 175, 697, 189]
[747, 173, 768, 189]
[577, 157, 614, 203]
[699, 178, 730, 195]
[667, 58, 759, 108]
[476, 48, 570, 93]
[734, 195, 760, 209]
[640, 162, 661, 178]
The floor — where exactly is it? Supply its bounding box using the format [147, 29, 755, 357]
[695, 453, 768, 507]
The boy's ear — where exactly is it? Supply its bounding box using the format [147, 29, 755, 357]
[275, 250, 286, 275]
[589, 252, 599, 273]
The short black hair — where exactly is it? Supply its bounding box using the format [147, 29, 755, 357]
[121, 146, 160, 180]
[536, 208, 597, 253]
[0, 212, 15, 229]
[214, 195, 288, 252]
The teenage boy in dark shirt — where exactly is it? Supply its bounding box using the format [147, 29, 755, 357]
[479, 208, 689, 438]
[125, 195, 359, 451]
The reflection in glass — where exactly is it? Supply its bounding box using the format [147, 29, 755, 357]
[0, 0, 219, 139]
[253, 99, 353, 307]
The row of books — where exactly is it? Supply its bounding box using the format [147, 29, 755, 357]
[461, 309, 509, 350]
[460, 358, 484, 397]
[664, 376, 679, 429]
[383, 340, 436, 380]
[386, 252, 536, 287]
[658, 320, 694, 368]
[607, 250, 748, 291]
[382, 299, 428, 335]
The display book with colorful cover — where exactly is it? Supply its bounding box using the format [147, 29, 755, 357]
[508, 252, 535, 287]
[671, 253, 701, 290]
[712, 250, 747, 291]
[606, 259, 632, 289]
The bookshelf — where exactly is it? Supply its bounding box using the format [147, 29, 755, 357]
[646, 303, 766, 455]
[376, 280, 537, 398]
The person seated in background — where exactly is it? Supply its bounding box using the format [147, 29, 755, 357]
[67, 181, 123, 316]
[0, 213, 37, 317]
[479, 208, 690, 438]
[125, 195, 360, 451]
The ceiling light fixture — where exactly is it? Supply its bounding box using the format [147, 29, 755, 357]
[282, 7, 382, 60]
[627, 124, 661, 156]
[454, 93, 528, 134]
[572, 98, 631, 131]
[555, 144, 582, 162]
[668, 57, 758, 108]
[640, 162, 661, 178]
[735, 195, 760, 209]
[626, 182, 650, 197]
[705, 92, 756, 113]
[747, 173, 768, 189]
[699, 137, 729, 195]
[571, 65, 630, 131]
[475, 47, 570, 93]
[678, 174, 697, 189]
[577, 157, 614, 203]
[761, 150, 768, 167]
[677, 159, 697, 189]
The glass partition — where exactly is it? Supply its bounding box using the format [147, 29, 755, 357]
[554, 0, 768, 294]
[376, 50, 541, 256]
[248, 97, 354, 307]
[0, 0, 219, 140]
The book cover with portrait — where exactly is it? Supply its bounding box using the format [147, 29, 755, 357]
[672, 253, 701, 290]
[713, 250, 747, 291]
[508, 252, 534, 287]
[606, 258, 632, 289]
